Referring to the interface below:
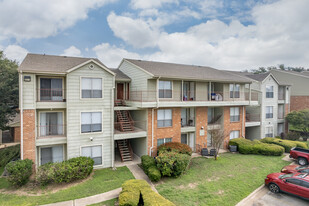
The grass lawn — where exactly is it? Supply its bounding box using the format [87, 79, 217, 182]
[156, 153, 290, 206]
[88, 198, 118, 206]
[0, 166, 134, 206]
[0, 166, 9, 190]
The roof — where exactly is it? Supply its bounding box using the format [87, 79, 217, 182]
[18, 53, 110, 74]
[124, 59, 252, 83]
[245, 72, 271, 82]
[109, 68, 131, 81]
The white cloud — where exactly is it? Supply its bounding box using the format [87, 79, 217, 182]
[92, 43, 141, 68]
[4, 45, 28, 64]
[61, 46, 82, 57]
[130, 0, 178, 9]
[0, 0, 117, 40]
[106, 0, 309, 70]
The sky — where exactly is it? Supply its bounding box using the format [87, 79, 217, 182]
[1, 0, 309, 71]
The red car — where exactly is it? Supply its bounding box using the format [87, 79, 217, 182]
[265, 172, 309, 200]
[281, 165, 309, 174]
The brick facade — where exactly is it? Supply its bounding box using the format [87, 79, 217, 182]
[284, 103, 290, 133]
[195, 107, 208, 148]
[290, 96, 309, 111]
[223, 106, 245, 148]
[22, 110, 36, 164]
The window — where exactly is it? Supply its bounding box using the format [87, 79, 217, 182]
[41, 146, 63, 165]
[266, 106, 273, 119]
[40, 78, 63, 101]
[81, 112, 102, 133]
[157, 109, 172, 127]
[230, 131, 240, 139]
[40, 112, 63, 136]
[181, 108, 195, 127]
[230, 84, 240, 98]
[159, 80, 172, 98]
[285, 178, 302, 186]
[81, 145, 102, 166]
[266, 85, 274, 98]
[265, 126, 273, 137]
[81, 78, 102, 98]
[157, 138, 172, 147]
[230, 107, 240, 122]
[301, 180, 309, 188]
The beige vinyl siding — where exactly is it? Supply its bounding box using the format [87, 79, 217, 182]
[196, 82, 208, 101]
[119, 60, 152, 91]
[22, 73, 36, 109]
[66, 63, 114, 168]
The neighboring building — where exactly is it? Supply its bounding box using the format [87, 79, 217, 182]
[227, 71, 290, 140]
[19, 54, 260, 169]
[270, 69, 309, 112]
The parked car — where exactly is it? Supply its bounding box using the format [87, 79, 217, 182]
[290, 147, 309, 166]
[265, 172, 309, 200]
[281, 165, 309, 174]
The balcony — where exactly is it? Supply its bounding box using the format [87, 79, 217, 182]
[36, 89, 66, 108]
[245, 113, 261, 127]
[114, 121, 147, 140]
[278, 92, 285, 101]
[37, 124, 66, 138]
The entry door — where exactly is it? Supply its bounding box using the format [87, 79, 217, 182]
[189, 133, 195, 151]
[117, 83, 124, 100]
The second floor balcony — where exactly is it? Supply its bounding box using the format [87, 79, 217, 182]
[37, 124, 66, 138]
[38, 88, 66, 102]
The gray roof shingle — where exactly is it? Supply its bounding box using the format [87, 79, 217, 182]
[109, 68, 131, 81]
[19, 53, 108, 73]
[125, 59, 252, 83]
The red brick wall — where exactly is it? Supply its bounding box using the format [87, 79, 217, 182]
[195, 107, 208, 148]
[284, 103, 290, 133]
[223, 106, 245, 148]
[290, 96, 309, 111]
[14, 126, 21, 142]
[22, 110, 36, 164]
[147, 108, 181, 156]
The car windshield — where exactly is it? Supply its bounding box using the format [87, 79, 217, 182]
[279, 173, 294, 179]
[296, 166, 308, 170]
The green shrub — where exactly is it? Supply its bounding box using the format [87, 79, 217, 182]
[157, 142, 192, 156]
[229, 138, 284, 156]
[119, 179, 175, 206]
[0, 145, 20, 167]
[6, 159, 33, 186]
[147, 166, 161, 182]
[141, 155, 156, 173]
[286, 132, 300, 141]
[260, 137, 308, 152]
[35, 156, 94, 185]
[156, 151, 191, 177]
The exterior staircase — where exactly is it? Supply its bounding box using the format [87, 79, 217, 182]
[115, 110, 134, 132]
[117, 140, 134, 162]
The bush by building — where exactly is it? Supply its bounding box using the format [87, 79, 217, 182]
[6, 159, 33, 186]
[141, 155, 156, 173]
[229, 138, 284, 156]
[260, 137, 308, 152]
[36, 156, 94, 186]
[147, 166, 161, 182]
[157, 142, 192, 156]
[0, 145, 20, 168]
[119, 179, 175, 206]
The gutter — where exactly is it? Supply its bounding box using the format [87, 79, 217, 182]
[149, 108, 154, 156]
[20, 71, 23, 160]
[111, 76, 115, 168]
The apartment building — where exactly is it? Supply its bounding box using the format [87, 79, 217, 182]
[19, 54, 260, 169]
[228, 71, 290, 140]
[270, 69, 309, 112]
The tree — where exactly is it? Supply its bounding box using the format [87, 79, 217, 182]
[286, 109, 309, 138]
[209, 129, 226, 160]
[0, 51, 19, 130]
[249, 64, 308, 74]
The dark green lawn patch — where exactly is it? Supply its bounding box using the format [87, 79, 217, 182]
[156, 153, 290, 206]
[0, 166, 134, 206]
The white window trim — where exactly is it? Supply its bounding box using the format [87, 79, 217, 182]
[38, 110, 65, 137]
[38, 76, 65, 101]
[80, 110, 104, 135]
[230, 130, 240, 140]
[265, 126, 274, 137]
[266, 85, 274, 98]
[266, 106, 274, 119]
[80, 76, 104, 100]
[229, 83, 241, 98]
[80, 144, 104, 168]
[230, 107, 240, 122]
[158, 80, 173, 99]
[157, 137, 173, 147]
[157, 109, 173, 128]
[38, 144, 65, 166]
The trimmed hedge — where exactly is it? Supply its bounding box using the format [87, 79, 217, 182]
[0, 145, 20, 168]
[141, 155, 156, 172]
[36, 156, 94, 186]
[260, 137, 308, 152]
[156, 151, 191, 177]
[147, 166, 161, 182]
[157, 142, 192, 156]
[119, 179, 175, 206]
[6, 159, 33, 186]
[229, 138, 284, 156]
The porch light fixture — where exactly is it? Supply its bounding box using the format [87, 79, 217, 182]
[24, 76, 31, 82]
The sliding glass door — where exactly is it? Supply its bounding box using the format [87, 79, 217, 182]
[40, 78, 63, 101]
[40, 112, 63, 136]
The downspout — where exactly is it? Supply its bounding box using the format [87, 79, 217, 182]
[111, 76, 115, 168]
[242, 106, 245, 138]
[20, 71, 24, 160]
[149, 108, 154, 156]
